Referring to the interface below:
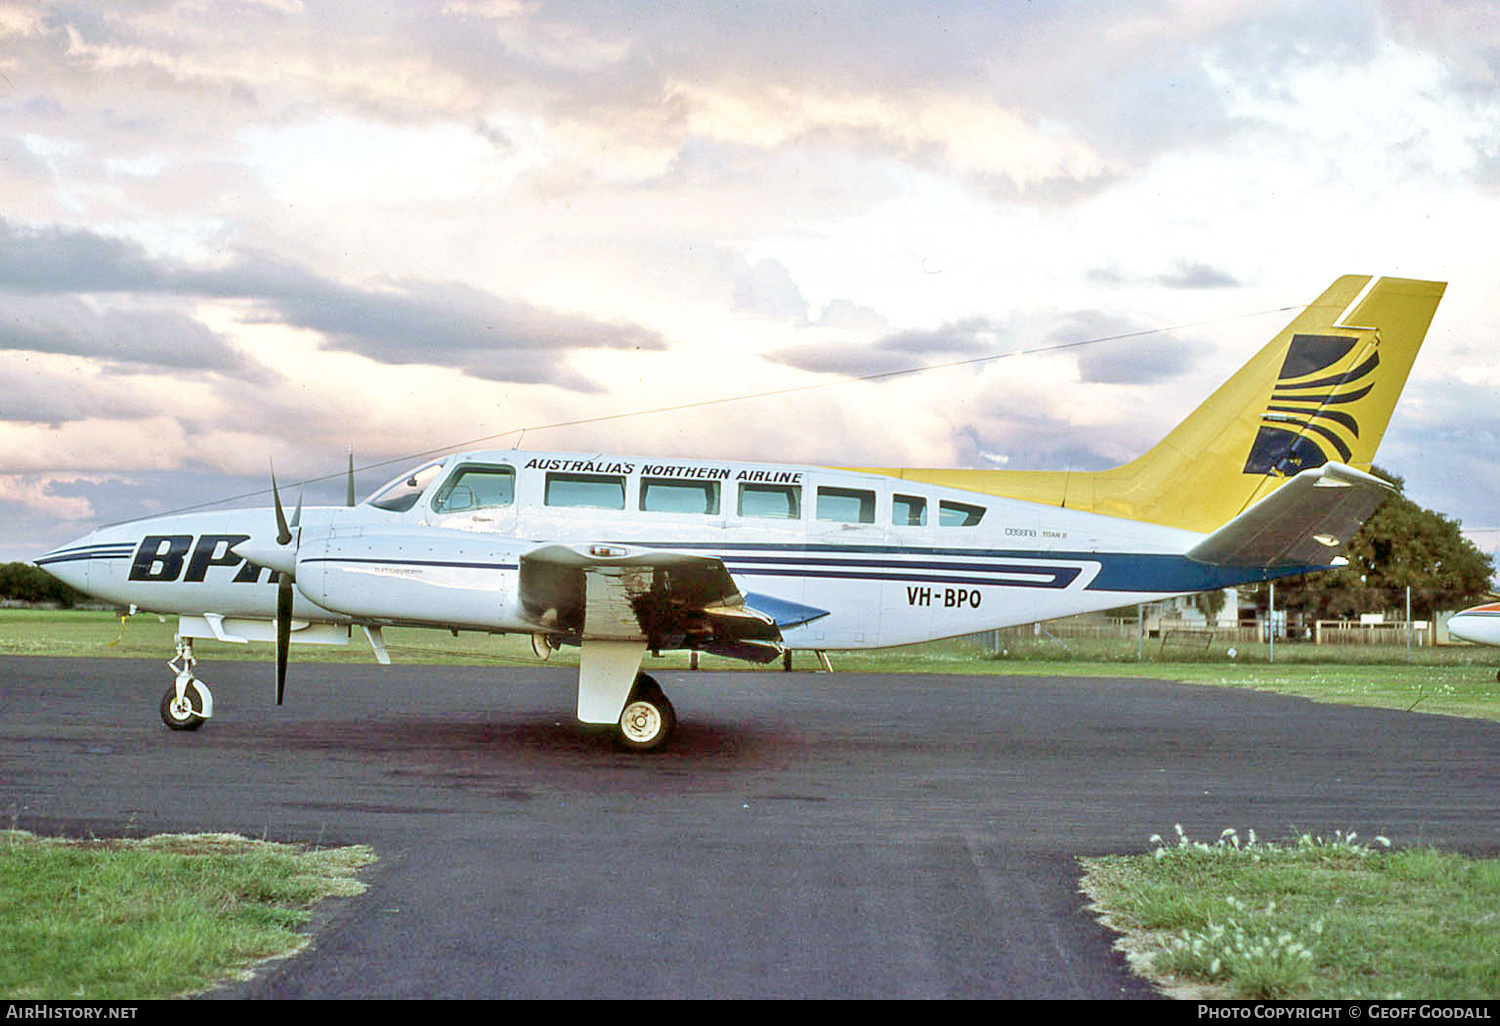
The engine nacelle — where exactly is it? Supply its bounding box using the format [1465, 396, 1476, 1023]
[294, 530, 527, 631]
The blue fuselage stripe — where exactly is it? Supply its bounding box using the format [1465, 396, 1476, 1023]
[730, 565, 1079, 589]
[36, 546, 135, 566]
[611, 542, 1325, 593]
[65, 537, 1326, 596]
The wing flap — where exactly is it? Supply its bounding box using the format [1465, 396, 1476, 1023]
[1186, 462, 1392, 568]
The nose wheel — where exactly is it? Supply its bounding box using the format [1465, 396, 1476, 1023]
[160, 681, 210, 730]
[161, 637, 214, 731]
[615, 673, 676, 752]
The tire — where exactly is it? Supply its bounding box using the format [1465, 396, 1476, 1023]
[615, 674, 676, 752]
[633, 672, 663, 701]
[160, 682, 207, 731]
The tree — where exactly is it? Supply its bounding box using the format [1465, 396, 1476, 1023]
[0, 562, 86, 606]
[1192, 587, 1228, 624]
[1267, 467, 1494, 623]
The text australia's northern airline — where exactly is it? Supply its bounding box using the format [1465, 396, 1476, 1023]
[37, 276, 1447, 751]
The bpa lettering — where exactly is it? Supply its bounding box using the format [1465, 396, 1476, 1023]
[129, 534, 273, 583]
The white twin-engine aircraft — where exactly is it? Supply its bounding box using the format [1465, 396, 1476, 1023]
[1448, 603, 1500, 648]
[37, 275, 1446, 751]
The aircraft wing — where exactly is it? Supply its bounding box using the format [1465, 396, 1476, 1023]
[1186, 462, 1393, 568]
[518, 543, 799, 663]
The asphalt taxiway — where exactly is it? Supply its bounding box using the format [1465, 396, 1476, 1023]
[1, 656, 1495, 999]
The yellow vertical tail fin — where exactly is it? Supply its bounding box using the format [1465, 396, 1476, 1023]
[862, 275, 1445, 533]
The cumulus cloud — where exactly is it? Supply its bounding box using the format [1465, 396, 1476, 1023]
[769, 317, 1004, 379]
[0, 473, 98, 523]
[731, 256, 810, 321]
[0, 296, 262, 375]
[1157, 262, 1241, 289]
[772, 308, 1201, 390]
[668, 80, 1120, 197]
[1378, 375, 1500, 525]
[231, 268, 666, 388]
[1051, 312, 1200, 385]
[0, 217, 664, 387]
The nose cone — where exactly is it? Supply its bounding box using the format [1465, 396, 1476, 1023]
[35, 532, 136, 596]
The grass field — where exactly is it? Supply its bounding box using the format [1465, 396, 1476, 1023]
[0, 830, 375, 1000]
[1081, 827, 1500, 1000]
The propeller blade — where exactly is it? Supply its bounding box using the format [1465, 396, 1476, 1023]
[272, 465, 292, 547]
[291, 490, 303, 530]
[346, 449, 357, 507]
[276, 571, 292, 706]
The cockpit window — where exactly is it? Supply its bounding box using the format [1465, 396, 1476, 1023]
[431, 465, 515, 513]
[367, 461, 445, 513]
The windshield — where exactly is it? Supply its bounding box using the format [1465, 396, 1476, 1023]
[367, 461, 446, 512]
[431, 464, 516, 513]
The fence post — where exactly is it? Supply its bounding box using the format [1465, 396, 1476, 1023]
[1269, 583, 1275, 664]
[1406, 586, 1412, 662]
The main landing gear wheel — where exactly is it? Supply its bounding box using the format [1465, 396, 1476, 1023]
[616, 673, 676, 752]
[160, 680, 209, 731]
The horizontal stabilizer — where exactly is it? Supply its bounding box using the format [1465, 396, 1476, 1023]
[1186, 463, 1393, 568]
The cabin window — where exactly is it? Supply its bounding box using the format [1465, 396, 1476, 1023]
[893, 494, 927, 527]
[816, 486, 876, 524]
[431, 465, 515, 513]
[545, 473, 626, 510]
[738, 483, 801, 519]
[368, 461, 445, 513]
[640, 477, 721, 515]
[938, 500, 986, 527]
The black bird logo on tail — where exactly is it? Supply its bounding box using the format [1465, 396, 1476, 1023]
[1243, 332, 1379, 477]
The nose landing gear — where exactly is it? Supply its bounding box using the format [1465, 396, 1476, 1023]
[161, 637, 214, 731]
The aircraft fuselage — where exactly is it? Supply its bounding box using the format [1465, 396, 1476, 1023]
[39, 448, 1313, 652]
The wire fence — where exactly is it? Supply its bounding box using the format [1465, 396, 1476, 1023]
[969, 586, 1491, 661]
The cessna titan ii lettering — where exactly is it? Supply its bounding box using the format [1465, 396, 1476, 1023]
[37, 275, 1446, 751]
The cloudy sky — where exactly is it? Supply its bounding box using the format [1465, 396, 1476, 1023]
[3, 0, 1498, 563]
